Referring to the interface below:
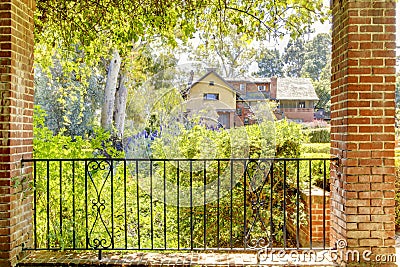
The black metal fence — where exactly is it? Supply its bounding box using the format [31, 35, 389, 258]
[21, 157, 336, 256]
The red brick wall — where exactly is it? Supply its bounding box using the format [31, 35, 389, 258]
[280, 109, 314, 122]
[287, 188, 330, 248]
[229, 81, 271, 94]
[0, 0, 34, 266]
[301, 188, 330, 247]
[331, 0, 396, 263]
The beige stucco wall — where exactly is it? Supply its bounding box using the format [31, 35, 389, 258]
[187, 72, 236, 112]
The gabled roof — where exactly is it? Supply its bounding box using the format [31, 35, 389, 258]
[277, 78, 319, 101]
[191, 71, 236, 92]
[225, 77, 271, 83]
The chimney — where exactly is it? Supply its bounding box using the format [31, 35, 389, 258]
[206, 67, 217, 73]
[270, 77, 277, 99]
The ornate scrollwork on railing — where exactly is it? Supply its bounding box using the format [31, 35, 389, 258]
[87, 159, 113, 249]
[244, 159, 273, 250]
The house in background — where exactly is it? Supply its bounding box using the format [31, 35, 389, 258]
[186, 70, 236, 128]
[276, 78, 319, 122]
[186, 70, 319, 126]
[228, 76, 318, 123]
[226, 77, 275, 125]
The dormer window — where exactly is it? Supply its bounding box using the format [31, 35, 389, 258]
[209, 81, 215, 86]
[204, 93, 219, 100]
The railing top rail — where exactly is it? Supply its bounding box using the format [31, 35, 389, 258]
[22, 157, 339, 162]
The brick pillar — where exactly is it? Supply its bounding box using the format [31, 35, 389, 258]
[0, 0, 35, 266]
[331, 0, 396, 265]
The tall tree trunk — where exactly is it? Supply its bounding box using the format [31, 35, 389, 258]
[101, 49, 122, 130]
[114, 73, 128, 138]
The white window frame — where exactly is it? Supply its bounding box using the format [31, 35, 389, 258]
[204, 93, 219, 100]
[257, 85, 266, 91]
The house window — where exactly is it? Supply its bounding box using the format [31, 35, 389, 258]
[258, 85, 266, 91]
[299, 101, 305, 108]
[236, 108, 242, 116]
[239, 84, 246, 91]
[204, 93, 219, 100]
[209, 81, 215, 86]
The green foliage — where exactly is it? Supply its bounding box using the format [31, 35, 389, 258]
[312, 70, 331, 111]
[34, 60, 105, 137]
[301, 143, 330, 154]
[34, 107, 322, 250]
[301, 33, 331, 111]
[33, 106, 131, 249]
[283, 39, 305, 78]
[275, 120, 307, 157]
[35, 0, 328, 75]
[33, 105, 123, 159]
[301, 33, 331, 81]
[188, 30, 257, 78]
[254, 48, 284, 78]
[304, 127, 330, 143]
[300, 153, 330, 190]
[148, 120, 307, 247]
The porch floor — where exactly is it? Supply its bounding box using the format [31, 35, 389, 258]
[17, 233, 400, 266]
[17, 251, 337, 267]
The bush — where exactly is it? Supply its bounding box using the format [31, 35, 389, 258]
[148, 119, 307, 247]
[33, 110, 310, 249]
[301, 143, 330, 154]
[305, 127, 330, 143]
[300, 153, 331, 191]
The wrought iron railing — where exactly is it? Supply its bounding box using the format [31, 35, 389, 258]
[21, 157, 337, 258]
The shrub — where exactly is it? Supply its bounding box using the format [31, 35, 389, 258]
[149, 119, 307, 248]
[301, 143, 330, 154]
[305, 127, 330, 143]
[33, 110, 310, 249]
[300, 153, 331, 191]
[34, 105, 123, 159]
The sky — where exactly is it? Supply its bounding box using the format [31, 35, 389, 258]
[179, 1, 400, 73]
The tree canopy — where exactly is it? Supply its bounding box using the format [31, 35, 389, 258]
[34, 0, 330, 138]
[255, 48, 284, 77]
[35, 0, 329, 59]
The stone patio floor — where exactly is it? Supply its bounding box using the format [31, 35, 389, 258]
[16, 235, 400, 266]
[17, 251, 338, 266]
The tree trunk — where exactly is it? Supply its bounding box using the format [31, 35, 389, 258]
[101, 49, 122, 130]
[114, 73, 128, 138]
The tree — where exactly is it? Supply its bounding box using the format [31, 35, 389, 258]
[188, 30, 257, 77]
[35, 0, 329, 63]
[101, 50, 122, 130]
[114, 74, 129, 138]
[34, 0, 329, 137]
[312, 60, 331, 111]
[300, 33, 331, 111]
[283, 38, 305, 77]
[34, 58, 105, 137]
[301, 33, 331, 81]
[254, 48, 284, 77]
